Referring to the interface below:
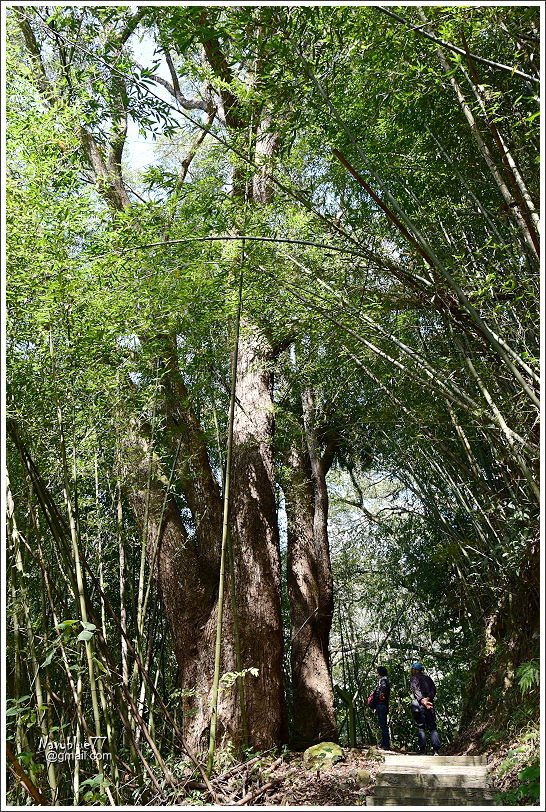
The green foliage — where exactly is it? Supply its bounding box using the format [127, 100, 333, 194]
[219, 667, 259, 691]
[516, 660, 539, 695]
[5, 4, 539, 804]
[489, 719, 539, 804]
[481, 728, 504, 746]
[80, 774, 112, 804]
[6, 696, 32, 718]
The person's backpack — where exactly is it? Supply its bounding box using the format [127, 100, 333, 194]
[419, 673, 437, 701]
[367, 689, 378, 709]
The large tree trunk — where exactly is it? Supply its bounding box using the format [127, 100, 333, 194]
[209, 45, 288, 747]
[283, 387, 338, 747]
[121, 117, 290, 756]
[126, 332, 287, 752]
[229, 324, 288, 748]
[123, 424, 220, 752]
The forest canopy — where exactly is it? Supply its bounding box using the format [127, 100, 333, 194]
[4, 2, 540, 807]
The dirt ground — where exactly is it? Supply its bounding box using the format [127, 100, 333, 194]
[248, 747, 385, 807]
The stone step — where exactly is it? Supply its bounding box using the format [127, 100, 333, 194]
[377, 771, 490, 789]
[383, 754, 487, 767]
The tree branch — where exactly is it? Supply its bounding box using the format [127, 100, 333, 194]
[197, 11, 243, 129]
[79, 127, 130, 211]
[162, 43, 182, 98]
[6, 742, 49, 805]
[15, 14, 56, 102]
[177, 108, 216, 186]
[107, 77, 130, 198]
[320, 429, 341, 476]
[118, 7, 148, 46]
[137, 63, 210, 112]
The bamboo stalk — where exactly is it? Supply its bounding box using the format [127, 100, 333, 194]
[463, 354, 539, 500]
[32, 528, 122, 804]
[460, 42, 539, 233]
[49, 331, 104, 777]
[30, 530, 114, 803]
[266, 262, 539, 481]
[14, 428, 216, 803]
[116, 481, 129, 689]
[417, 9, 539, 260]
[331, 149, 540, 398]
[283, 252, 490, 417]
[266, 265, 487, 420]
[74, 671, 82, 805]
[376, 7, 539, 84]
[95, 451, 108, 645]
[12, 423, 207, 799]
[9, 568, 27, 776]
[7, 480, 59, 802]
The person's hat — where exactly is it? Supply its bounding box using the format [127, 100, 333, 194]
[411, 662, 424, 671]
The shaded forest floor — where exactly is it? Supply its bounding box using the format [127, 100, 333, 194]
[248, 748, 383, 807]
[178, 747, 389, 806]
[180, 729, 540, 806]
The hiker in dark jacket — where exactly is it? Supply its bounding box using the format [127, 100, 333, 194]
[374, 665, 391, 750]
[410, 662, 441, 754]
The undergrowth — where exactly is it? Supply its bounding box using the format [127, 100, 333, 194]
[491, 723, 539, 805]
[487, 660, 540, 806]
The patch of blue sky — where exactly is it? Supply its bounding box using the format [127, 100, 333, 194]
[124, 29, 210, 176]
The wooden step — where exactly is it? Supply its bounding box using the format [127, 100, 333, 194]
[379, 764, 489, 777]
[383, 754, 487, 767]
[374, 786, 493, 801]
[377, 771, 490, 789]
[381, 758, 488, 775]
[367, 793, 495, 806]
[369, 753, 492, 806]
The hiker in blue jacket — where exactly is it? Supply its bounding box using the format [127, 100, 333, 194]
[410, 662, 441, 755]
[374, 665, 391, 750]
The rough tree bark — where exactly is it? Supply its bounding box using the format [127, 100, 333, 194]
[282, 385, 338, 747]
[228, 327, 288, 748]
[124, 429, 219, 751]
[153, 332, 287, 751]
